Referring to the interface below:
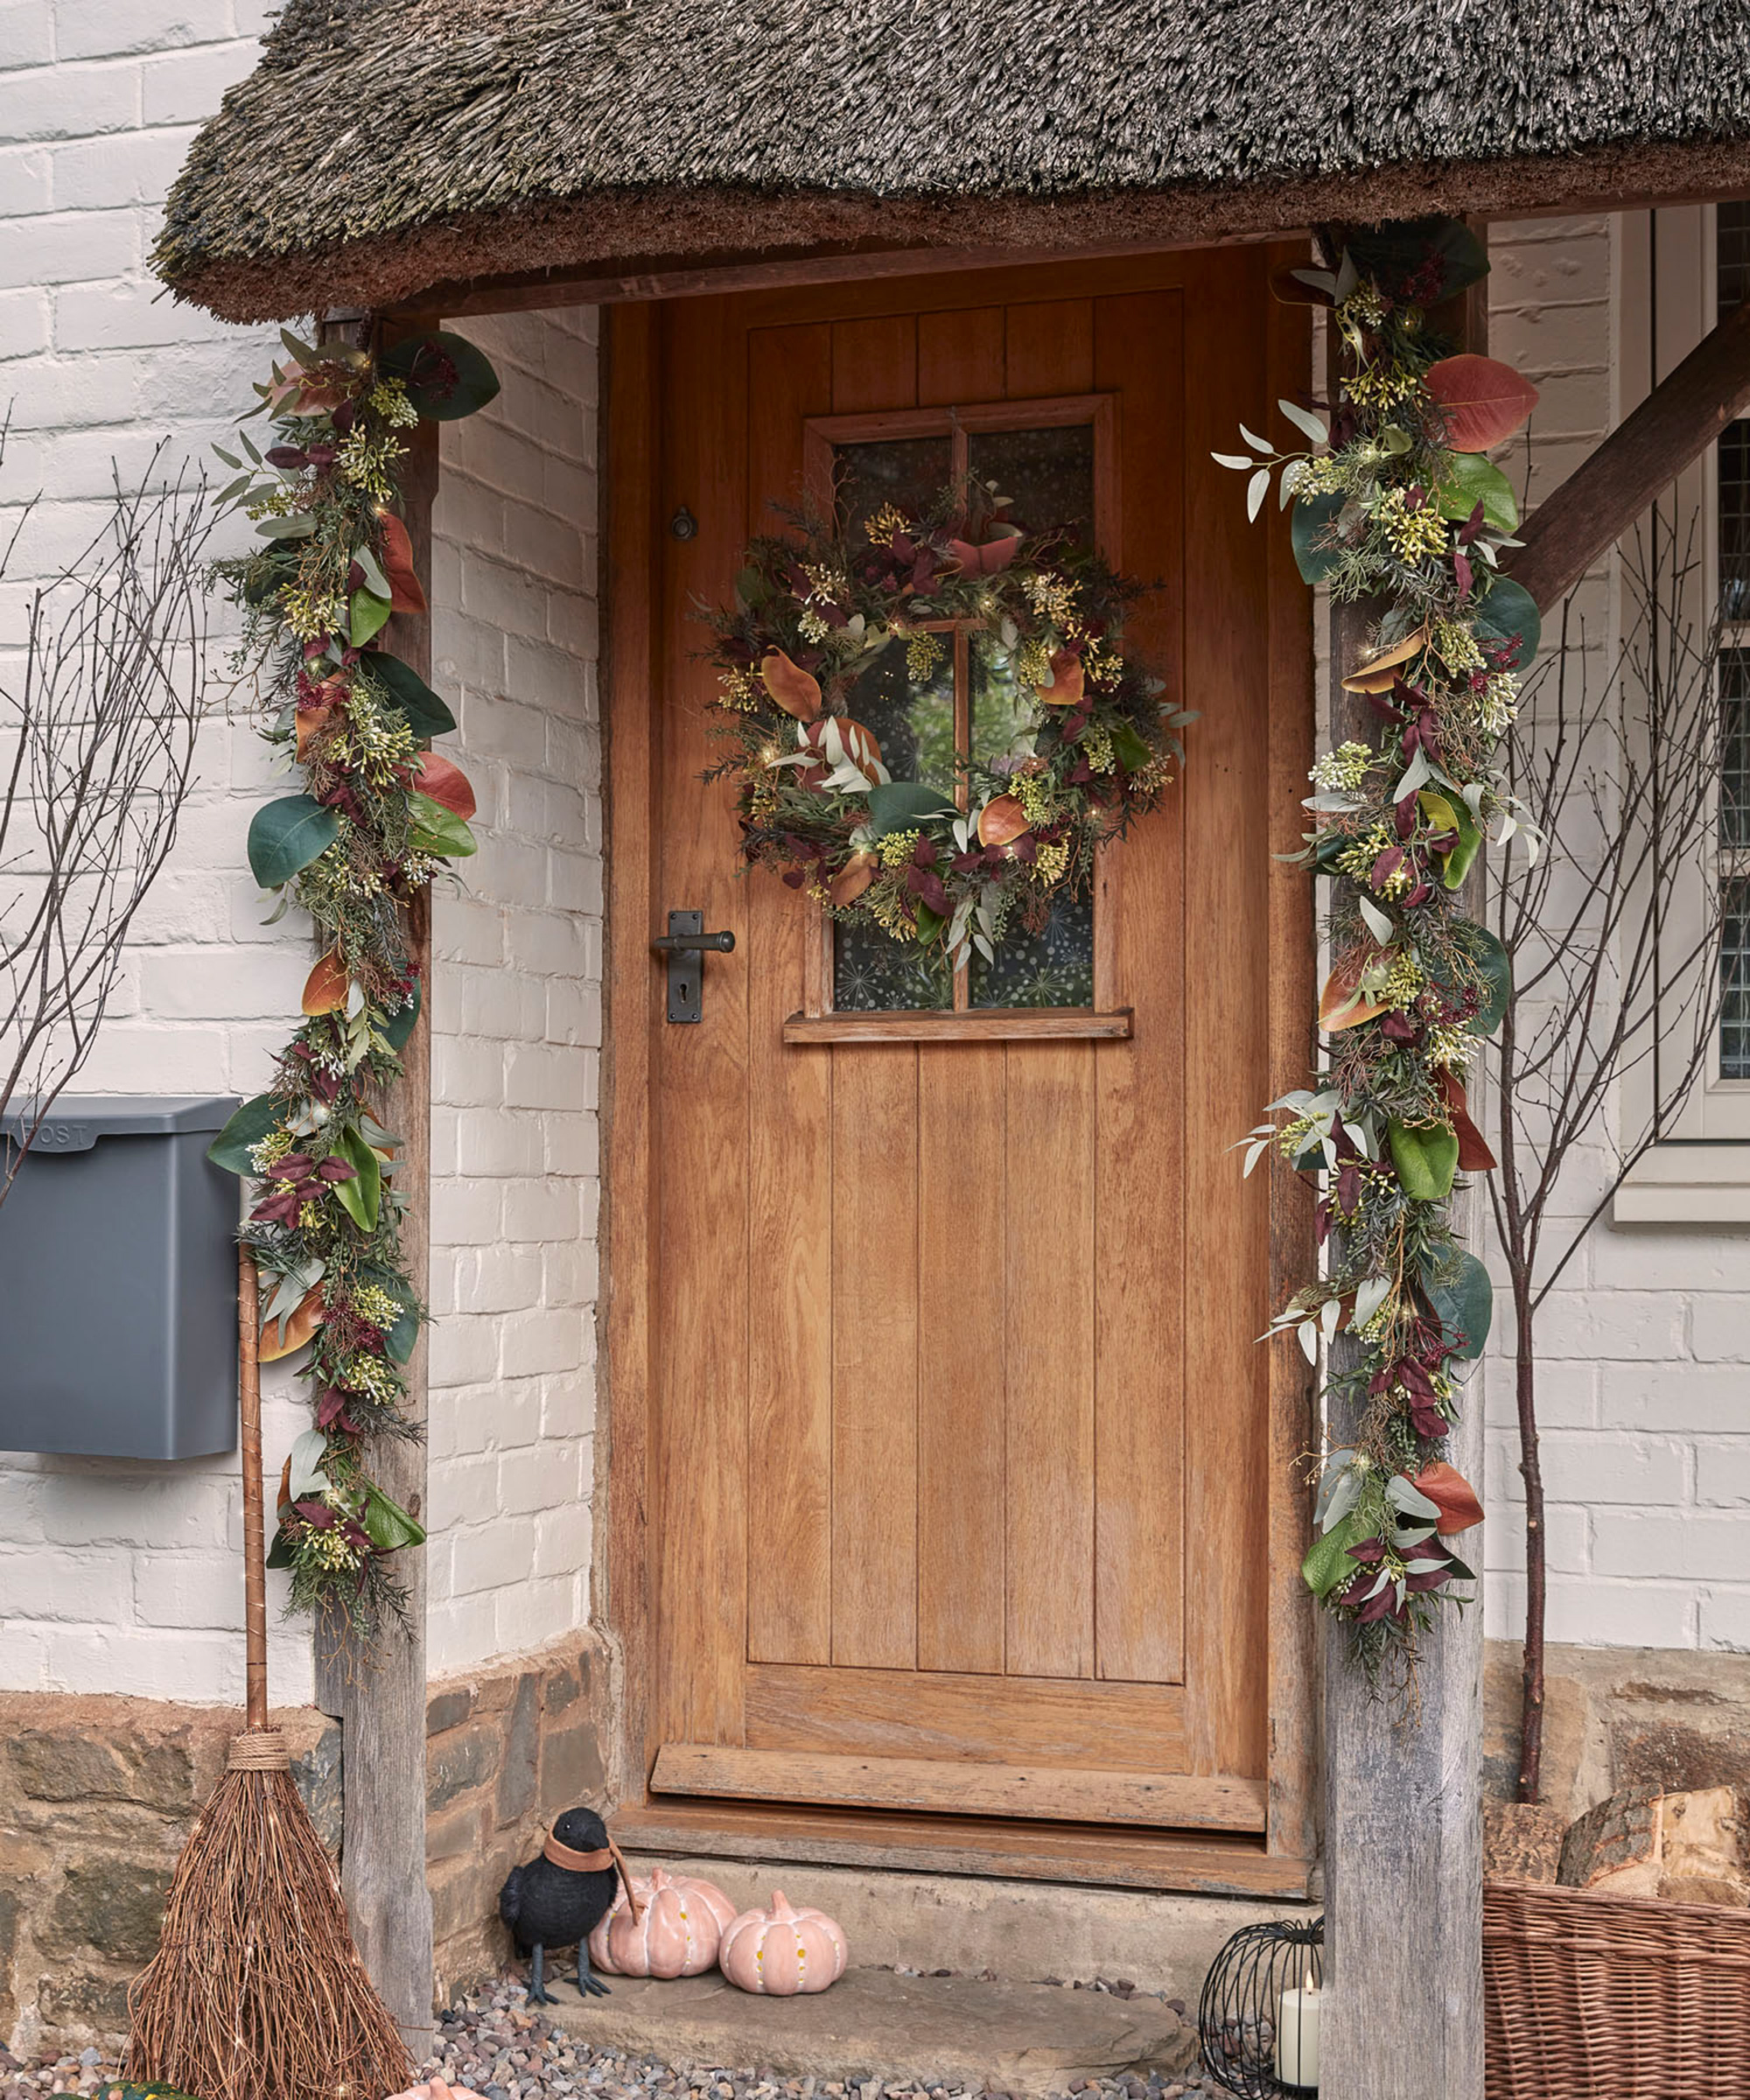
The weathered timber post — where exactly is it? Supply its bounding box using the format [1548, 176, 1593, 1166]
[1317, 251, 1488, 2100]
[312, 312, 438, 2056]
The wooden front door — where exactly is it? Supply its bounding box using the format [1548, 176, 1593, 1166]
[608, 251, 1314, 1886]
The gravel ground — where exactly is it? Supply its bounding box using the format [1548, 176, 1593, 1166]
[0, 1976, 1235, 2100]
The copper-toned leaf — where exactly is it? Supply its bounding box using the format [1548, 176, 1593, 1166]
[828, 849, 877, 907]
[416, 749, 477, 818]
[1437, 1068, 1497, 1171]
[760, 648, 822, 721]
[300, 948, 350, 1016]
[261, 1283, 325, 1362]
[1342, 625, 1429, 695]
[976, 794, 1031, 850]
[1320, 944, 1390, 1032]
[945, 526, 1023, 576]
[294, 702, 333, 760]
[375, 508, 427, 613]
[1412, 1460, 1485, 1536]
[800, 714, 883, 787]
[1424, 354, 1540, 452]
[1036, 650, 1085, 706]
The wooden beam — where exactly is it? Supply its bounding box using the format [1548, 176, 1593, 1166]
[1508, 294, 1750, 611]
[312, 316, 437, 2059]
[1317, 246, 1487, 2100]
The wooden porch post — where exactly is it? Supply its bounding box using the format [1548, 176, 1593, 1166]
[312, 316, 438, 2057]
[1317, 260, 1488, 2100]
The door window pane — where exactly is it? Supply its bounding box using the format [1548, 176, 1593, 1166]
[1723, 877, 1750, 1080]
[836, 437, 951, 538]
[968, 424, 1095, 540]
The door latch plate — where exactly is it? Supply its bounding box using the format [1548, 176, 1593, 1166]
[666, 909, 704, 1023]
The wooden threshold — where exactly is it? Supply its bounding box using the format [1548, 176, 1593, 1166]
[782, 1008, 1133, 1045]
[614, 1796, 1315, 1899]
[652, 1744, 1265, 1833]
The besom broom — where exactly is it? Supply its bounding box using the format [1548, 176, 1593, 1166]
[127, 1247, 413, 2100]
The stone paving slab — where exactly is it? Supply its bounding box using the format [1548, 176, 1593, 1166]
[550, 1968, 1198, 2099]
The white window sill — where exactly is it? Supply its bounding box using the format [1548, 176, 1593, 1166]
[1614, 1144, 1750, 1224]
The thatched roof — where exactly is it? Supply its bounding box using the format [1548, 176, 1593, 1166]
[162, 0, 1750, 321]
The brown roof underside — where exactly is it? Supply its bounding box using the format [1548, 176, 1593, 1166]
[173, 138, 1750, 325]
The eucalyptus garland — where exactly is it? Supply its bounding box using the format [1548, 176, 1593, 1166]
[1222, 219, 1539, 1684]
[205, 327, 500, 1634]
[706, 480, 1188, 973]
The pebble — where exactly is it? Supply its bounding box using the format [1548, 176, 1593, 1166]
[0, 1976, 1237, 2100]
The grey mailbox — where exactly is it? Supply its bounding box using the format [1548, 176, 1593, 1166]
[0, 1096, 241, 1459]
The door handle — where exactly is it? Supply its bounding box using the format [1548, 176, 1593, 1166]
[654, 910, 735, 1023]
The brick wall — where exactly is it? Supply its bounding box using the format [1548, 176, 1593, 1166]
[1479, 215, 1750, 1652]
[0, 8, 602, 1700]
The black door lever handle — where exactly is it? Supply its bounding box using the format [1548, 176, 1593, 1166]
[656, 912, 734, 1022]
[651, 929, 735, 954]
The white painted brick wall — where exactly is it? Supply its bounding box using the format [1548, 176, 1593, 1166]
[1480, 215, 1750, 1652]
[0, 4, 602, 1700]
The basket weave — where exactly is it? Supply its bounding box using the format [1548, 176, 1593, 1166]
[1484, 1878, 1750, 2099]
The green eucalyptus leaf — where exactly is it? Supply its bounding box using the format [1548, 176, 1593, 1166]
[357, 650, 458, 738]
[256, 514, 314, 539]
[1440, 795, 1485, 891]
[406, 790, 477, 858]
[353, 544, 391, 598]
[348, 587, 392, 648]
[332, 1124, 382, 1234]
[264, 1524, 296, 1572]
[1388, 1119, 1460, 1201]
[1290, 494, 1345, 584]
[375, 1274, 422, 1364]
[381, 977, 422, 1054]
[247, 794, 340, 888]
[380, 331, 501, 421]
[207, 1093, 281, 1175]
[361, 1480, 427, 1552]
[1419, 1247, 1494, 1361]
[1109, 719, 1155, 774]
[1302, 1510, 1368, 1600]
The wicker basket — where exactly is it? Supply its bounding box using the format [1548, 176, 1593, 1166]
[1484, 1877, 1750, 2098]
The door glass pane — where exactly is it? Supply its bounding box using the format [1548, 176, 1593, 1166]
[836, 437, 952, 539]
[968, 424, 1095, 539]
[1723, 877, 1750, 1081]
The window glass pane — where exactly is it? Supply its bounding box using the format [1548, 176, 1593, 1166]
[967, 630, 1095, 1009]
[1720, 424, 1750, 623]
[1720, 201, 1750, 317]
[1723, 876, 1750, 1081]
[967, 424, 1095, 540]
[836, 437, 951, 540]
[1724, 648, 1750, 850]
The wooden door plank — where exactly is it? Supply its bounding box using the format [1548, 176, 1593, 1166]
[1004, 299, 1095, 396]
[832, 312, 918, 413]
[653, 297, 753, 1750]
[1090, 290, 1188, 1686]
[1178, 250, 1271, 1779]
[651, 1744, 1267, 1833]
[917, 1046, 1007, 1673]
[745, 1662, 1186, 1771]
[918, 306, 1004, 405]
[830, 1044, 920, 1669]
[746, 323, 837, 1667]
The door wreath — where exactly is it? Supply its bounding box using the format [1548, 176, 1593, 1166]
[706, 480, 1189, 974]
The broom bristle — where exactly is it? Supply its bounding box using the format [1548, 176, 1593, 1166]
[128, 1747, 413, 2100]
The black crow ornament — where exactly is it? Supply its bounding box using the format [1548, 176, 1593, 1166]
[497, 1807, 640, 2005]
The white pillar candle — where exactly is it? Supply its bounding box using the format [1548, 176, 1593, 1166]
[1274, 1984, 1320, 2089]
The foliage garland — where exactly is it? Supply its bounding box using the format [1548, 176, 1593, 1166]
[705, 480, 1188, 973]
[205, 327, 500, 1635]
[1222, 218, 1540, 1687]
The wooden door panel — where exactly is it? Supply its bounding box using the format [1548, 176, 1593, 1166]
[649, 256, 1286, 1835]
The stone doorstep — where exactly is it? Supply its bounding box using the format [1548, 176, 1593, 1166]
[549, 1968, 1198, 2100]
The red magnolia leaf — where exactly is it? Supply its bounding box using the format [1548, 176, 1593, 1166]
[945, 526, 1023, 576]
[1037, 650, 1085, 707]
[976, 794, 1031, 850]
[376, 508, 427, 614]
[1412, 1460, 1485, 1536]
[261, 1283, 325, 1363]
[760, 648, 822, 721]
[1437, 1068, 1498, 1170]
[301, 948, 350, 1016]
[1424, 354, 1540, 452]
[1320, 944, 1389, 1032]
[416, 749, 477, 818]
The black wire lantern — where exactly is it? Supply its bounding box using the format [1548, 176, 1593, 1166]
[1198, 1915, 1325, 2096]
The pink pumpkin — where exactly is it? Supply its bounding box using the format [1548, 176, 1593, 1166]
[718, 1890, 849, 1997]
[587, 1866, 736, 1978]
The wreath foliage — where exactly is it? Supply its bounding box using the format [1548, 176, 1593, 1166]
[706, 480, 1189, 972]
[204, 327, 498, 1636]
[1224, 217, 1536, 1690]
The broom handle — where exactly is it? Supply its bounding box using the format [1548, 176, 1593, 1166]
[238, 1242, 269, 1733]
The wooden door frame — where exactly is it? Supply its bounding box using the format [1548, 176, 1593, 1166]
[600, 252, 1317, 1899]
